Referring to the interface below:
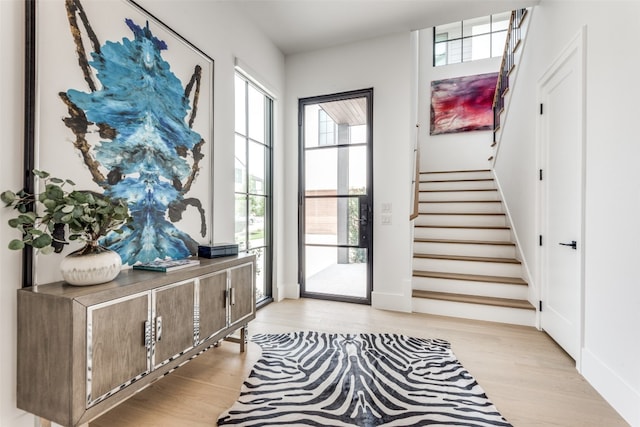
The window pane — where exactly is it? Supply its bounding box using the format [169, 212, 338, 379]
[348, 146, 367, 194]
[435, 22, 461, 40]
[305, 146, 366, 195]
[249, 195, 266, 248]
[248, 85, 265, 143]
[319, 109, 336, 146]
[250, 247, 266, 301]
[235, 194, 247, 251]
[304, 245, 367, 298]
[305, 197, 338, 245]
[350, 125, 366, 144]
[463, 16, 490, 38]
[305, 148, 337, 193]
[304, 104, 321, 148]
[235, 135, 246, 193]
[235, 75, 246, 134]
[492, 31, 507, 57]
[492, 12, 511, 32]
[434, 41, 447, 66]
[447, 39, 462, 64]
[305, 195, 361, 246]
[249, 141, 265, 195]
[464, 34, 491, 62]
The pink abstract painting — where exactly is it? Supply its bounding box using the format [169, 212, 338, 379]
[430, 72, 498, 135]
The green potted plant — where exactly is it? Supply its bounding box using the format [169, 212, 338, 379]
[1, 170, 132, 285]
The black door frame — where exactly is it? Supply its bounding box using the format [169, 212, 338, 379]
[298, 88, 373, 305]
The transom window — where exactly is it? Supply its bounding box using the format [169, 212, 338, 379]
[434, 12, 511, 66]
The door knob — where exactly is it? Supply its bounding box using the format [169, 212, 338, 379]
[558, 240, 577, 250]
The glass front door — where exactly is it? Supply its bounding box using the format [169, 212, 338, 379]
[299, 89, 373, 303]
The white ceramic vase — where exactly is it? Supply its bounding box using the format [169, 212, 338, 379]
[59, 241, 122, 286]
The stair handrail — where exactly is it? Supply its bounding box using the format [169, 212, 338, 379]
[492, 9, 528, 145]
[410, 141, 420, 221]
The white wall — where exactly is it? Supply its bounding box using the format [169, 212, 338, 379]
[418, 29, 501, 172]
[284, 33, 415, 311]
[495, 2, 640, 425]
[0, 2, 34, 426]
[0, 0, 284, 425]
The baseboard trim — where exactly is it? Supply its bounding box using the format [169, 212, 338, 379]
[372, 290, 411, 313]
[278, 282, 300, 300]
[582, 348, 640, 426]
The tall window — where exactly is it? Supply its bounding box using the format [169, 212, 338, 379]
[434, 12, 511, 66]
[234, 72, 273, 304]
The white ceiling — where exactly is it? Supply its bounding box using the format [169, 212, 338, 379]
[236, 0, 539, 55]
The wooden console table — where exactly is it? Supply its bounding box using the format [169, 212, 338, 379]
[17, 254, 256, 427]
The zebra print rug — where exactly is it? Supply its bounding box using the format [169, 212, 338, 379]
[217, 331, 512, 426]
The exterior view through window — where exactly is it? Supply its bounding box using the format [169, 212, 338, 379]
[234, 72, 273, 304]
[299, 89, 373, 304]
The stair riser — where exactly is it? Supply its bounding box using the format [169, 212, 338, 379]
[420, 180, 496, 191]
[412, 276, 528, 299]
[412, 257, 522, 277]
[415, 214, 507, 227]
[420, 190, 500, 202]
[414, 227, 511, 241]
[421, 171, 493, 181]
[413, 241, 515, 258]
[412, 297, 536, 326]
[419, 201, 503, 213]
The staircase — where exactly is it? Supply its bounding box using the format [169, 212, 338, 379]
[411, 169, 536, 326]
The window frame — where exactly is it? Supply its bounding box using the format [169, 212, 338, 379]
[234, 71, 274, 305]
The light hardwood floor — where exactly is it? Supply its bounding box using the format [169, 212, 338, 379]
[91, 298, 629, 427]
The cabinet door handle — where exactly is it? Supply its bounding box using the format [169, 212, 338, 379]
[144, 320, 151, 348]
[156, 316, 162, 342]
[230, 287, 236, 306]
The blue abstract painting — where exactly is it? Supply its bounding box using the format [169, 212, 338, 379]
[59, 0, 212, 265]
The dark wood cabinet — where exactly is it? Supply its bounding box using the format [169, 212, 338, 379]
[17, 254, 255, 427]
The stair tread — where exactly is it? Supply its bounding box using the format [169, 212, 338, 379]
[421, 200, 502, 203]
[414, 253, 521, 264]
[412, 290, 535, 310]
[419, 212, 505, 216]
[412, 269, 526, 285]
[420, 189, 497, 193]
[415, 225, 509, 230]
[421, 169, 491, 174]
[414, 238, 515, 246]
[420, 178, 494, 183]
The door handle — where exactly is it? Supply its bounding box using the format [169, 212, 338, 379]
[559, 240, 577, 250]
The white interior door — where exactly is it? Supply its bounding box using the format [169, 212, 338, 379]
[539, 30, 585, 362]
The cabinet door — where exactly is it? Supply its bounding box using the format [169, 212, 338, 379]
[153, 281, 195, 368]
[198, 271, 228, 343]
[229, 262, 255, 326]
[87, 293, 150, 406]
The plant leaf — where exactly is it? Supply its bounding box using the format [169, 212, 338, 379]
[32, 234, 52, 249]
[0, 191, 16, 204]
[40, 246, 55, 255]
[8, 239, 25, 250]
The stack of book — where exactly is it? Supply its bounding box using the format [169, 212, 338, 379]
[133, 258, 200, 272]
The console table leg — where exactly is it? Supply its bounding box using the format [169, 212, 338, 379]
[240, 324, 247, 353]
